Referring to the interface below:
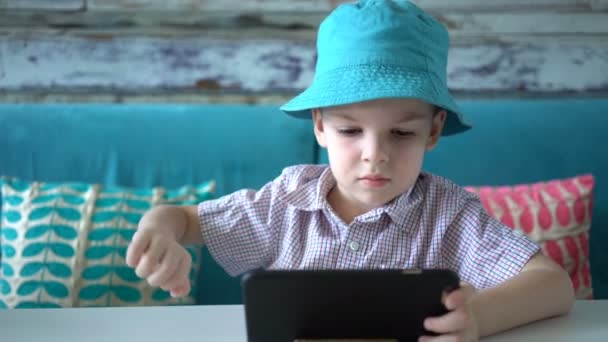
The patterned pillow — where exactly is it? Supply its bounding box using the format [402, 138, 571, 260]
[0, 177, 214, 309]
[465, 174, 594, 299]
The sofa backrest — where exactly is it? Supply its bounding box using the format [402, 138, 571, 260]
[2, 99, 607, 304]
[0, 104, 316, 195]
[0, 103, 317, 305]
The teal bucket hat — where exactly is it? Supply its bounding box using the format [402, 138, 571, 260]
[280, 0, 471, 136]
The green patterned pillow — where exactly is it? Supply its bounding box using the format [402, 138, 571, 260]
[0, 177, 214, 309]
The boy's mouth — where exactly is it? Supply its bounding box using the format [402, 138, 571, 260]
[359, 175, 390, 187]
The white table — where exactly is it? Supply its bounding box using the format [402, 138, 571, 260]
[0, 300, 606, 341]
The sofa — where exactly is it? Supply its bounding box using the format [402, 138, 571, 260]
[1, 98, 606, 307]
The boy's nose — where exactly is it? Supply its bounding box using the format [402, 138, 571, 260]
[361, 137, 389, 164]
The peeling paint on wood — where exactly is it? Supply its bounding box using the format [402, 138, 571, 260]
[0, 91, 297, 104]
[0, 0, 84, 11]
[7, 0, 603, 13]
[3, 88, 607, 104]
[57, 0, 608, 12]
[413, 0, 605, 12]
[448, 44, 608, 92]
[86, 0, 342, 12]
[440, 13, 608, 36]
[591, 0, 608, 10]
[0, 36, 316, 92]
[2, 10, 608, 43]
[1, 35, 607, 94]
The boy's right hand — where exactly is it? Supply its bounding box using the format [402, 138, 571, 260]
[126, 227, 192, 298]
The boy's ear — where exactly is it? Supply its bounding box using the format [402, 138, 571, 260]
[426, 110, 447, 151]
[312, 109, 328, 148]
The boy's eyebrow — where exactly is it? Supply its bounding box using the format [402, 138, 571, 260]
[326, 111, 429, 122]
[397, 112, 430, 122]
[327, 112, 357, 121]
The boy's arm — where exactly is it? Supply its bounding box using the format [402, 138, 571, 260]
[137, 204, 203, 245]
[471, 252, 574, 337]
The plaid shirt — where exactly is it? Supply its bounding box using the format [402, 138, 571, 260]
[198, 164, 539, 289]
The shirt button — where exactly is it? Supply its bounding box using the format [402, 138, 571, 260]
[349, 241, 360, 251]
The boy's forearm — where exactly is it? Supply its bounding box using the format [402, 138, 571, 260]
[472, 264, 574, 337]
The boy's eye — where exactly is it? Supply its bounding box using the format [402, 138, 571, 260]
[337, 128, 361, 136]
[391, 129, 415, 137]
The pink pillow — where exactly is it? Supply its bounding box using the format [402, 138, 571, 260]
[465, 174, 594, 299]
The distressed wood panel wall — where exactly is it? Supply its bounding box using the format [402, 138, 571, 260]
[1, 0, 608, 103]
[3, 0, 608, 12]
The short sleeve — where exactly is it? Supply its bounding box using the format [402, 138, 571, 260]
[198, 178, 284, 276]
[440, 194, 541, 289]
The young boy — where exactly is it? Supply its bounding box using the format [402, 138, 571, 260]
[126, 0, 574, 340]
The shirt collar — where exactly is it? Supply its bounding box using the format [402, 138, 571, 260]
[281, 167, 335, 211]
[382, 175, 425, 232]
[352, 174, 424, 230]
[282, 168, 425, 232]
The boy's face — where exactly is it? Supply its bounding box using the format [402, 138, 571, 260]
[313, 98, 446, 213]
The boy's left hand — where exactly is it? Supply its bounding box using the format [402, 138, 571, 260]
[419, 282, 479, 342]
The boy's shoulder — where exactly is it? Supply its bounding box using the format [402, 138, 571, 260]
[281, 164, 327, 178]
[419, 171, 478, 204]
[275, 164, 328, 191]
[272, 164, 329, 209]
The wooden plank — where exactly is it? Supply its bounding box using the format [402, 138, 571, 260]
[84, 0, 604, 12]
[414, 0, 598, 12]
[1, 35, 607, 95]
[441, 13, 608, 36]
[447, 44, 608, 92]
[0, 35, 316, 92]
[0, 91, 295, 104]
[1, 0, 605, 13]
[1, 11, 607, 40]
[0, 10, 323, 38]
[591, 0, 608, 10]
[0, 0, 84, 11]
[3, 90, 607, 104]
[86, 0, 341, 12]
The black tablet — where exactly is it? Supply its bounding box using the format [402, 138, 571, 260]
[242, 269, 460, 342]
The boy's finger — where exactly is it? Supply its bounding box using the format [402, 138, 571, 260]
[163, 253, 191, 290]
[418, 333, 461, 342]
[444, 289, 465, 310]
[146, 247, 181, 287]
[170, 280, 191, 298]
[135, 239, 167, 278]
[125, 231, 150, 267]
[169, 256, 193, 298]
[444, 283, 475, 310]
[424, 308, 469, 334]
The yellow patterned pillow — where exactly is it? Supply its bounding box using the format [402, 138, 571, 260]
[0, 177, 214, 308]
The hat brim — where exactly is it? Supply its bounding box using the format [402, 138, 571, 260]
[280, 64, 471, 136]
